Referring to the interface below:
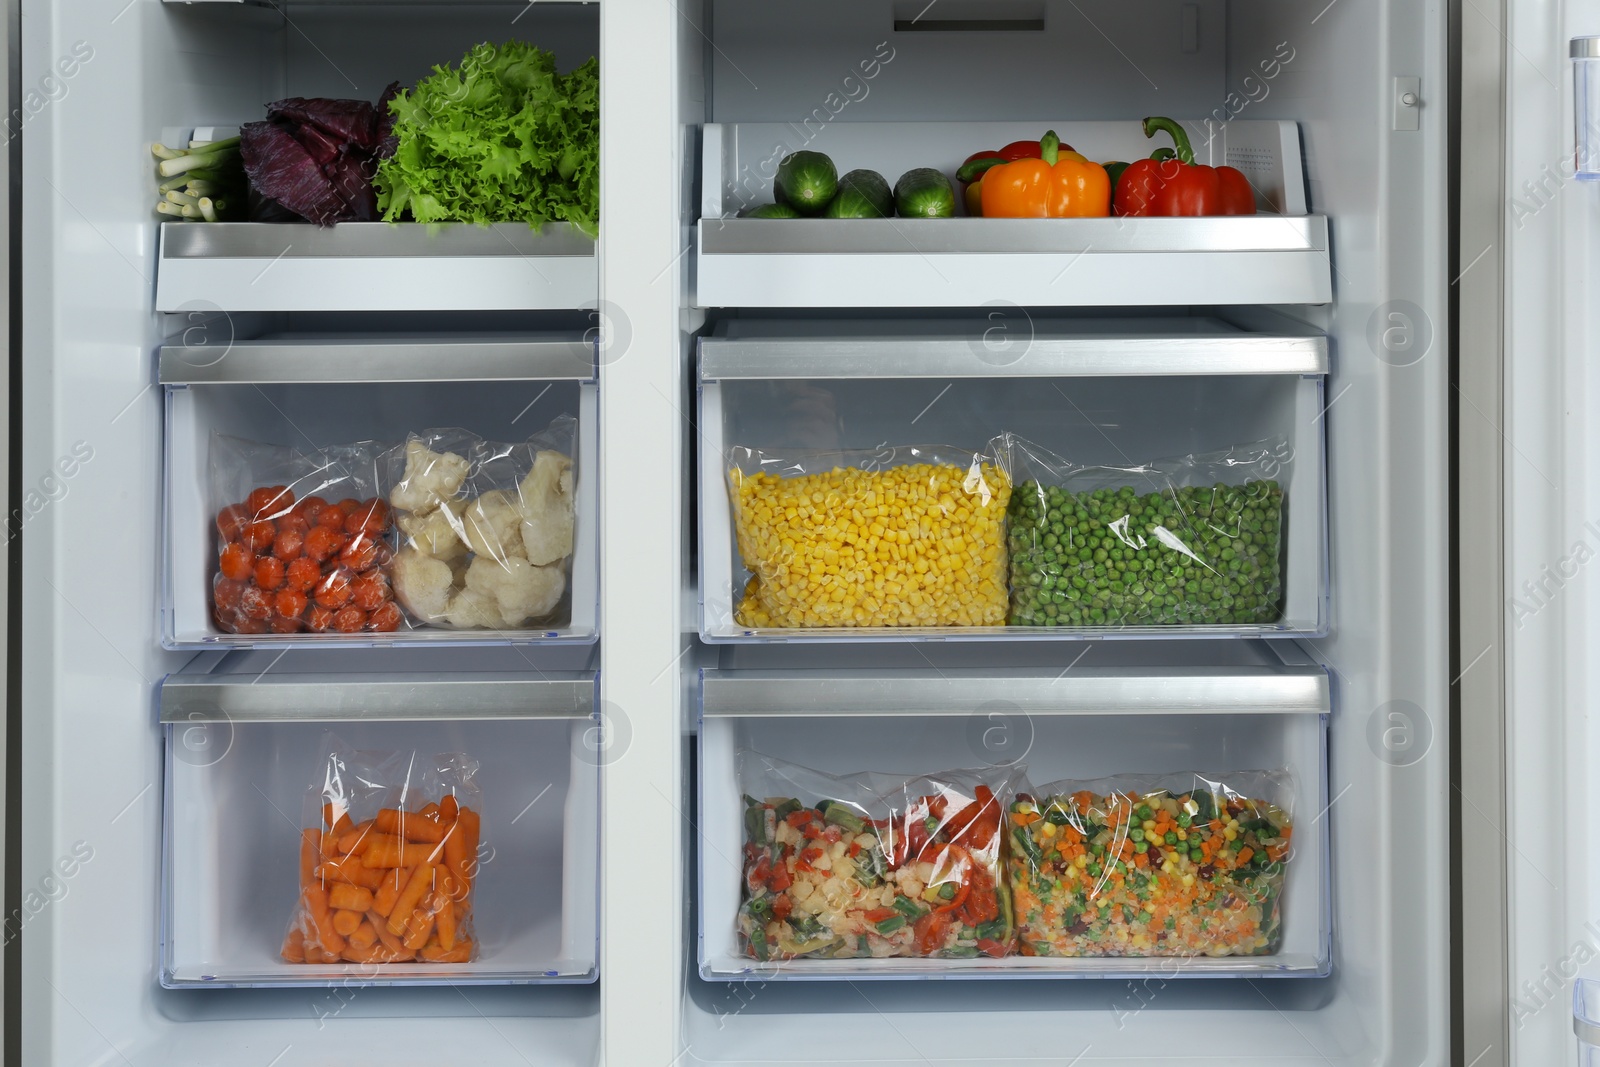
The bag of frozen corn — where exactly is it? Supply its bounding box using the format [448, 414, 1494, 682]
[282, 736, 483, 967]
[726, 443, 1012, 629]
[1007, 772, 1295, 958]
[738, 753, 1022, 961]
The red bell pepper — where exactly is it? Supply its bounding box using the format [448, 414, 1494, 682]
[1112, 117, 1256, 217]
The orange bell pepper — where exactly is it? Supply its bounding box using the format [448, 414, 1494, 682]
[977, 131, 1111, 218]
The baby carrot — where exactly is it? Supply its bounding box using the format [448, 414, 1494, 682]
[340, 943, 387, 965]
[337, 820, 376, 854]
[314, 859, 385, 891]
[328, 883, 374, 913]
[386, 864, 435, 937]
[282, 925, 306, 963]
[300, 828, 320, 889]
[374, 808, 446, 843]
[440, 794, 460, 822]
[454, 808, 481, 891]
[347, 920, 378, 950]
[372, 867, 408, 917]
[402, 911, 435, 951]
[417, 939, 473, 963]
[303, 884, 346, 956]
[368, 910, 406, 954]
[363, 839, 446, 869]
[419, 802, 441, 821]
[435, 890, 458, 951]
[331, 909, 363, 937]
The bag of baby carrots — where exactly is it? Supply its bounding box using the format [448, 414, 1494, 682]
[282, 737, 483, 967]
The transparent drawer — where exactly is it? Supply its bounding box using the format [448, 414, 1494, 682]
[1579, 976, 1600, 1060]
[160, 334, 598, 648]
[697, 657, 1332, 980]
[698, 317, 1328, 642]
[159, 664, 599, 988]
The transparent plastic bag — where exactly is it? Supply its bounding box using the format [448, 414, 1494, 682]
[726, 443, 1012, 628]
[737, 752, 1023, 961]
[1007, 771, 1295, 958]
[210, 433, 401, 635]
[281, 735, 483, 966]
[1001, 435, 1291, 627]
[386, 416, 578, 630]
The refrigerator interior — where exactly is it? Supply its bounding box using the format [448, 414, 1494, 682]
[674, 0, 1447, 1061]
[22, 1, 605, 1064]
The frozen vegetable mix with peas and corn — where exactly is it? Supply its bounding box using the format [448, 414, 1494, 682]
[1008, 777, 1294, 958]
[727, 446, 1011, 628]
[739, 768, 1016, 961]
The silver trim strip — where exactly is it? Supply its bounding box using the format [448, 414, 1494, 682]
[160, 222, 596, 259]
[701, 668, 1329, 717]
[159, 673, 595, 722]
[698, 216, 1328, 255]
[160, 337, 596, 384]
[700, 334, 1328, 380]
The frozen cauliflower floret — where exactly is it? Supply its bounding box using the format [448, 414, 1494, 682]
[464, 555, 565, 627]
[397, 497, 466, 560]
[444, 586, 506, 630]
[518, 450, 575, 565]
[461, 489, 526, 563]
[391, 547, 455, 624]
[390, 441, 470, 517]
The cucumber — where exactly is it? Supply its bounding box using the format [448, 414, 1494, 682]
[894, 167, 956, 218]
[742, 202, 800, 219]
[823, 169, 892, 218]
[774, 151, 838, 214]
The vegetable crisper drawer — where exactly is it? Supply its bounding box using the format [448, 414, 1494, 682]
[698, 664, 1332, 981]
[161, 336, 598, 648]
[695, 120, 1330, 308]
[159, 670, 599, 988]
[698, 318, 1328, 642]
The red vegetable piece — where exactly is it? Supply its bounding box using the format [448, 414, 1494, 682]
[217, 504, 249, 542]
[368, 601, 403, 632]
[238, 585, 273, 621]
[242, 521, 277, 554]
[330, 606, 367, 633]
[340, 534, 380, 571]
[213, 578, 245, 613]
[274, 589, 308, 620]
[345, 499, 390, 536]
[254, 556, 285, 591]
[273, 527, 305, 560]
[304, 525, 341, 563]
[351, 572, 389, 612]
[305, 604, 336, 632]
[246, 485, 295, 520]
[219, 543, 254, 582]
[316, 506, 346, 529]
[313, 569, 353, 609]
[285, 556, 320, 592]
[269, 614, 305, 633]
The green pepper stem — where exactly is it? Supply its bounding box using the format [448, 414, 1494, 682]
[1149, 147, 1177, 162]
[1141, 117, 1195, 165]
[1040, 130, 1060, 167]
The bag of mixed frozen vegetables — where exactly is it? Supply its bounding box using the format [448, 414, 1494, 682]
[282, 735, 483, 966]
[386, 417, 578, 631]
[210, 434, 401, 635]
[1000, 435, 1291, 627]
[738, 753, 1023, 961]
[1008, 772, 1295, 958]
[726, 443, 1012, 629]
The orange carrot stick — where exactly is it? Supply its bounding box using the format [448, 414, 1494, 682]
[372, 867, 408, 917]
[418, 939, 473, 963]
[332, 909, 363, 937]
[386, 865, 435, 936]
[435, 890, 458, 951]
[328, 883, 374, 913]
[455, 808, 481, 892]
[282, 925, 306, 963]
[368, 910, 405, 954]
[440, 794, 460, 823]
[374, 808, 446, 843]
[300, 828, 320, 889]
[419, 802, 441, 821]
[363, 839, 446, 869]
[303, 884, 346, 956]
[336, 820, 376, 854]
[348, 920, 378, 950]
[314, 859, 385, 890]
[402, 911, 435, 951]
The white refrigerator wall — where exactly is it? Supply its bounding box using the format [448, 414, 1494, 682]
[680, 0, 1447, 1064]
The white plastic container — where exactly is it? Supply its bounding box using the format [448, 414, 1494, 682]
[697, 316, 1329, 642]
[697, 657, 1332, 981]
[159, 665, 600, 988]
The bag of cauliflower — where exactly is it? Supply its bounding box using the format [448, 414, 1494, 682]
[386, 418, 578, 631]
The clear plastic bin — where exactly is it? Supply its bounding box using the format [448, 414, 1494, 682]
[160, 332, 598, 648]
[697, 654, 1332, 980]
[698, 316, 1328, 642]
[159, 663, 599, 987]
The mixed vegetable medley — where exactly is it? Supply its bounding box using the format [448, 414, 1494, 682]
[739, 785, 1012, 961]
[1008, 785, 1293, 958]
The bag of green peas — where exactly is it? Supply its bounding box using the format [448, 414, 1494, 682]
[1000, 436, 1290, 629]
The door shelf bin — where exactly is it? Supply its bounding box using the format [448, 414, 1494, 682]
[159, 670, 599, 988]
[698, 665, 1332, 981]
[698, 317, 1329, 643]
[161, 337, 598, 649]
[695, 120, 1330, 308]
[155, 223, 598, 313]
